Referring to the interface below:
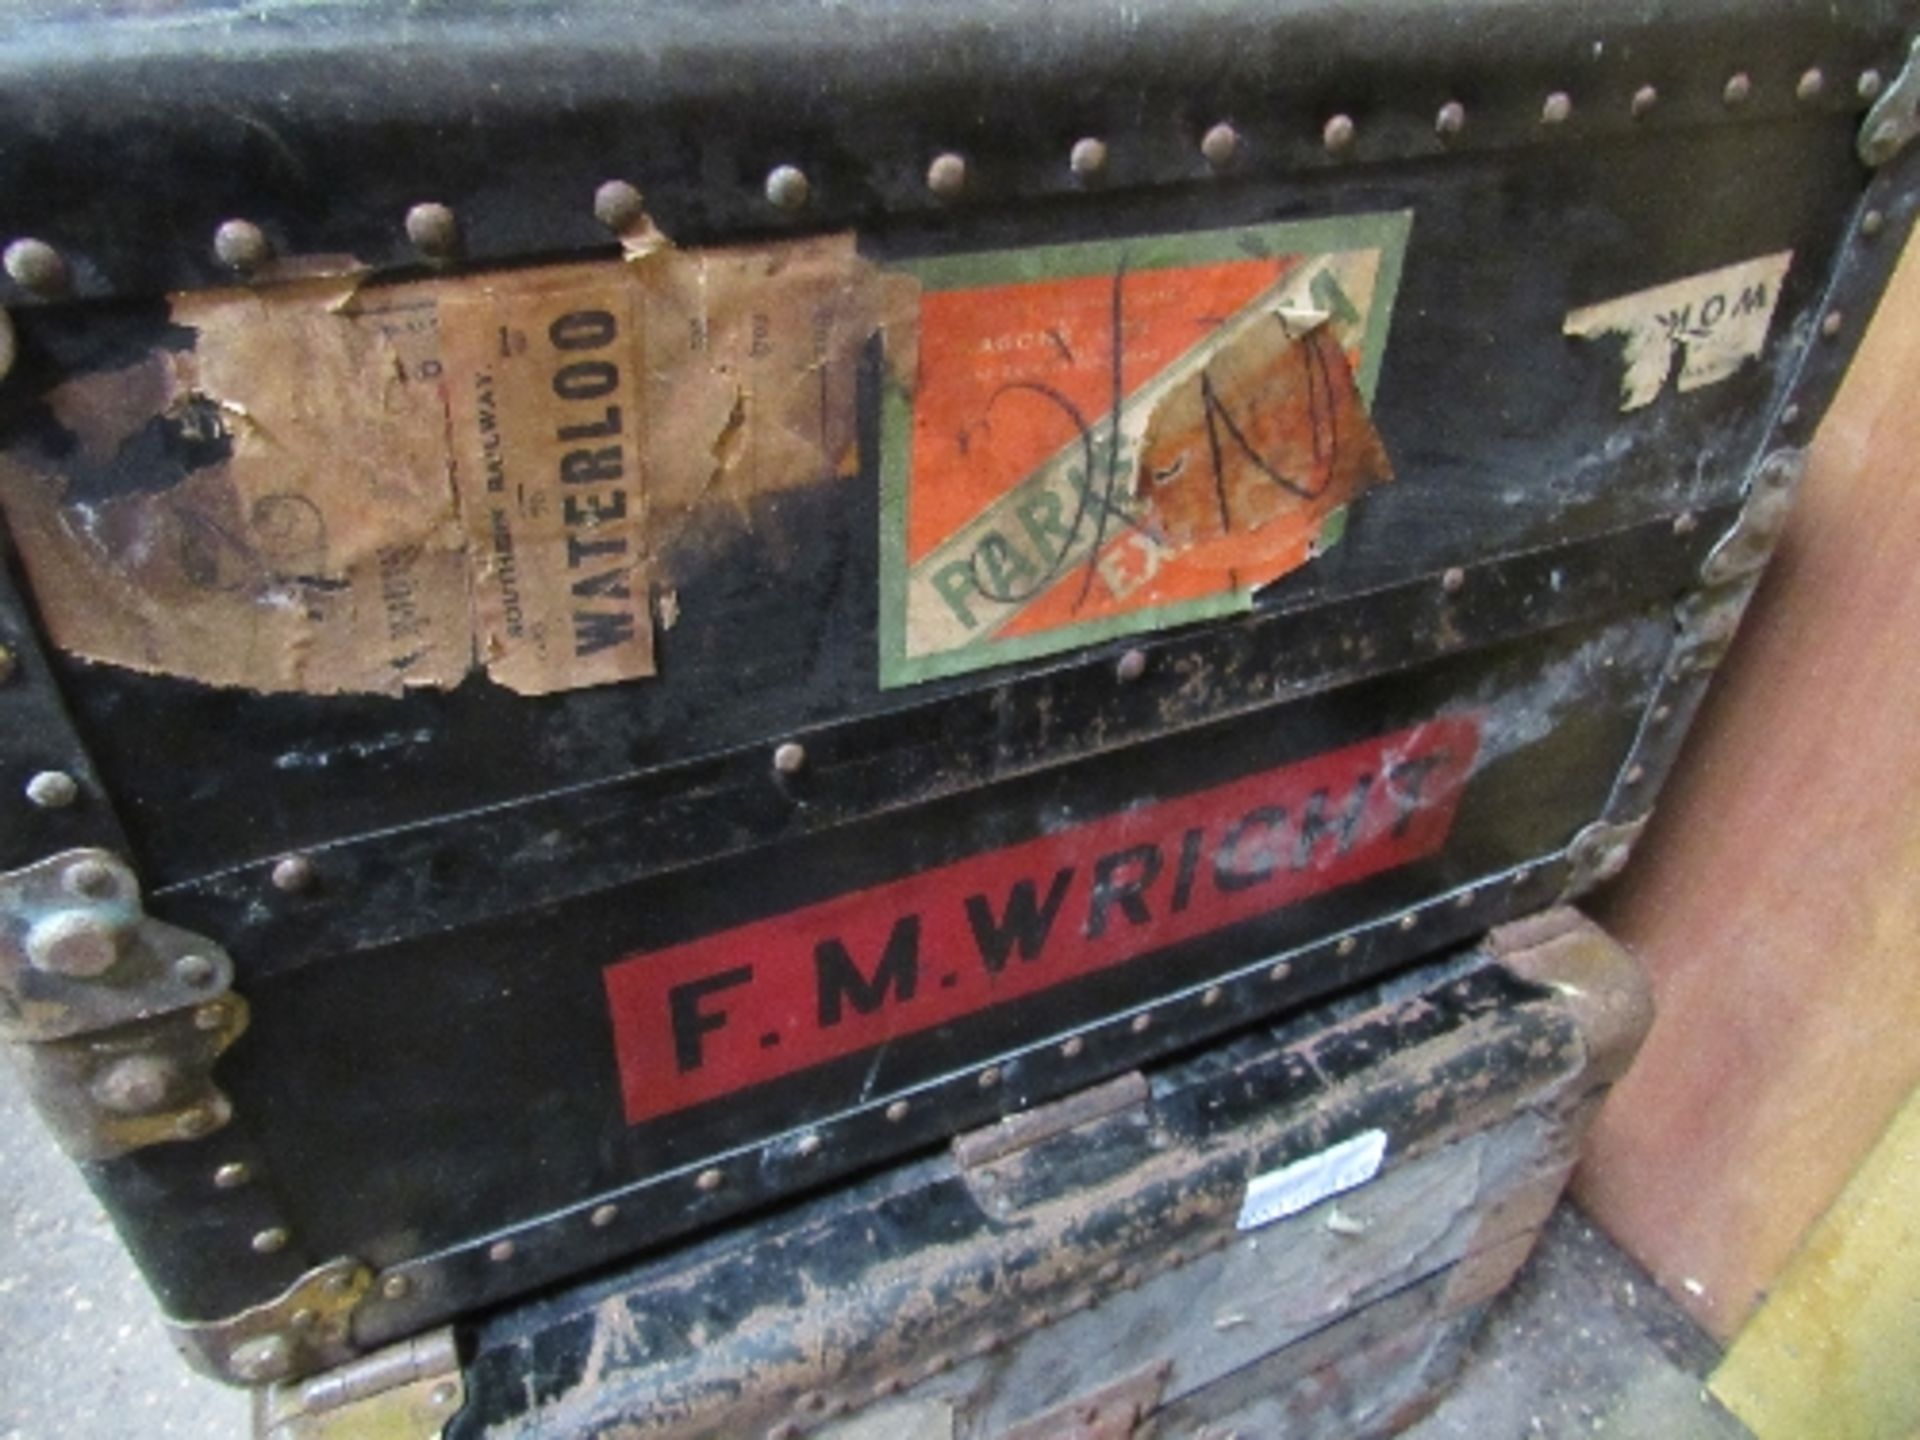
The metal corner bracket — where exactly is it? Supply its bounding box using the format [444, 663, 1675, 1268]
[1859, 33, 1920, 166]
[254, 1328, 463, 1439]
[171, 1257, 376, 1388]
[0, 848, 247, 1159]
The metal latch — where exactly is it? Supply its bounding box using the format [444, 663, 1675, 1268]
[0, 848, 245, 1158]
[254, 1328, 464, 1440]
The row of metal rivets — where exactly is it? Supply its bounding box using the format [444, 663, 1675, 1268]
[378, 870, 1527, 1306]
[247, 561, 1480, 894]
[0, 66, 1883, 295]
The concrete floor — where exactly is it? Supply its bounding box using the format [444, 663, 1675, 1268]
[0, 1063, 1751, 1440]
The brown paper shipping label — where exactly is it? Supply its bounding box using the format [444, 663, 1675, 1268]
[0, 233, 901, 696]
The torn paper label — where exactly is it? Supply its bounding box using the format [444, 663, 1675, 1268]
[1564, 251, 1792, 412]
[0, 230, 897, 697]
[441, 266, 652, 694]
[1236, 1128, 1389, 1232]
[878, 211, 1411, 689]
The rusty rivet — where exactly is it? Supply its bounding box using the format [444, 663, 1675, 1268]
[1781, 403, 1803, 427]
[230, 1334, 293, 1384]
[4, 238, 69, 297]
[1201, 984, 1223, 1007]
[696, 1167, 724, 1192]
[1201, 121, 1240, 168]
[62, 857, 119, 900]
[1797, 68, 1826, 102]
[773, 741, 807, 775]
[289, 1306, 319, 1332]
[214, 1161, 251, 1189]
[1673, 512, 1698, 535]
[1624, 764, 1647, 785]
[91, 1056, 179, 1114]
[25, 770, 79, 809]
[1268, 961, 1291, 982]
[927, 152, 968, 198]
[1398, 912, 1420, 931]
[321, 1271, 355, 1297]
[1541, 91, 1573, 126]
[796, 1133, 823, 1158]
[1631, 84, 1658, 118]
[590, 1203, 619, 1228]
[27, 911, 123, 977]
[213, 219, 272, 273]
[1441, 566, 1466, 594]
[1130, 1012, 1152, 1034]
[1821, 310, 1844, 339]
[1511, 866, 1532, 886]
[1723, 73, 1752, 106]
[1652, 704, 1674, 723]
[885, 1099, 909, 1122]
[765, 164, 810, 210]
[1454, 889, 1477, 909]
[767, 1420, 801, 1440]
[252, 1227, 291, 1255]
[1435, 101, 1466, 138]
[270, 854, 315, 893]
[978, 1066, 1001, 1089]
[404, 203, 460, 260]
[193, 1000, 231, 1032]
[593, 180, 647, 233]
[795, 1391, 826, 1413]
[1337, 936, 1357, 956]
[1859, 69, 1884, 101]
[488, 1239, 516, 1262]
[0, 644, 17, 686]
[175, 953, 219, 988]
[381, 1273, 412, 1300]
[1862, 210, 1886, 236]
[1115, 648, 1147, 682]
[1061, 1035, 1085, 1058]
[1322, 114, 1356, 155]
[1070, 136, 1108, 178]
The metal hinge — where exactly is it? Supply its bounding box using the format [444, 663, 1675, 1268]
[0, 848, 246, 1158]
[254, 1329, 464, 1440]
[1859, 34, 1920, 167]
[1700, 449, 1805, 588]
[1560, 818, 1648, 898]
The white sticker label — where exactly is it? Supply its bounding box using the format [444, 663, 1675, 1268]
[1236, 1128, 1389, 1232]
[1563, 251, 1793, 412]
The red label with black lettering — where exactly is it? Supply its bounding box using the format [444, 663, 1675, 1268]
[604, 715, 1480, 1124]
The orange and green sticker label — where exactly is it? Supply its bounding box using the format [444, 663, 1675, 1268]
[879, 211, 1412, 688]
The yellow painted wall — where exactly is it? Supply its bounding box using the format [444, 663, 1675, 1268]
[1711, 1084, 1920, 1440]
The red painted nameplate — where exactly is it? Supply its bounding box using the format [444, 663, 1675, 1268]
[605, 715, 1480, 1123]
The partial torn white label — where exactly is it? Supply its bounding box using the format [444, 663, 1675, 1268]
[1237, 1128, 1388, 1232]
[1564, 251, 1792, 411]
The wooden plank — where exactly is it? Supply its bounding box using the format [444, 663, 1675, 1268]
[1709, 1084, 1920, 1440]
[1575, 225, 1920, 1340]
